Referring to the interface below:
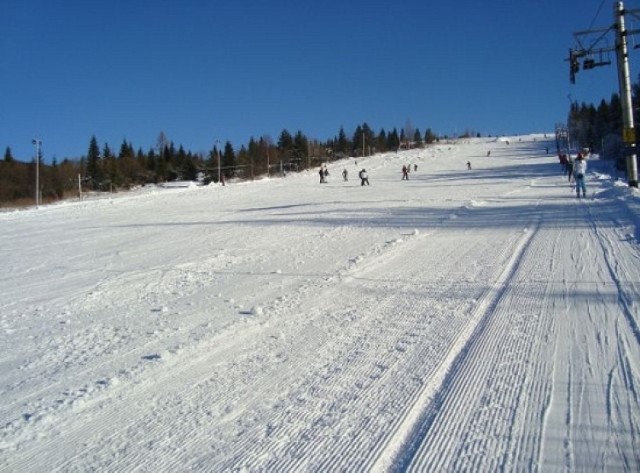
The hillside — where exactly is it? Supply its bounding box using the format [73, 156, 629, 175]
[1, 135, 639, 471]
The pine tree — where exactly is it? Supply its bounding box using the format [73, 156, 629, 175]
[413, 128, 422, 147]
[277, 129, 293, 162]
[387, 128, 400, 151]
[376, 129, 388, 153]
[293, 130, 308, 169]
[336, 127, 350, 156]
[118, 139, 134, 159]
[102, 142, 119, 189]
[222, 141, 235, 178]
[245, 137, 260, 176]
[362, 123, 375, 155]
[424, 128, 437, 144]
[86, 136, 102, 189]
[4, 146, 14, 163]
[352, 125, 364, 156]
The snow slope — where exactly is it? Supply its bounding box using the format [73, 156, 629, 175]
[1, 135, 639, 471]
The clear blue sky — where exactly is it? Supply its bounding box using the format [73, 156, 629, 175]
[0, 0, 631, 162]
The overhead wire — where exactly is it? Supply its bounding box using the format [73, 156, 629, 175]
[588, 0, 607, 31]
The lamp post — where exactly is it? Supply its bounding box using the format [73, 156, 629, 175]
[32, 139, 41, 208]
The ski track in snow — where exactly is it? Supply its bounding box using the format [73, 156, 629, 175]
[1, 136, 640, 471]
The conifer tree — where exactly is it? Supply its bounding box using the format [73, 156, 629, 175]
[245, 137, 260, 175]
[387, 128, 400, 151]
[413, 128, 422, 147]
[293, 130, 308, 168]
[351, 123, 375, 156]
[86, 136, 102, 189]
[4, 146, 14, 163]
[222, 141, 235, 178]
[336, 127, 350, 156]
[424, 128, 437, 144]
[277, 129, 293, 160]
[376, 129, 388, 153]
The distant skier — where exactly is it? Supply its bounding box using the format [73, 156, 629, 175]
[359, 168, 370, 186]
[414, 164, 418, 172]
[486, 151, 491, 157]
[319, 167, 326, 184]
[342, 168, 348, 181]
[466, 161, 472, 170]
[402, 165, 409, 180]
[559, 153, 568, 173]
[574, 154, 587, 198]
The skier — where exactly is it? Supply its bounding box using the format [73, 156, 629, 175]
[342, 168, 348, 181]
[559, 153, 568, 173]
[414, 164, 418, 172]
[319, 167, 325, 184]
[574, 154, 587, 198]
[359, 168, 370, 186]
[466, 161, 472, 170]
[401, 165, 409, 180]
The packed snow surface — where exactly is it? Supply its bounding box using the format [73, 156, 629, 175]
[1, 135, 640, 471]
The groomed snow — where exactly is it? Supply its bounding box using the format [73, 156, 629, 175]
[1, 135, 639, 471]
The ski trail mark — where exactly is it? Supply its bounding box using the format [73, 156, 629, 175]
[370, 224, 538, 471]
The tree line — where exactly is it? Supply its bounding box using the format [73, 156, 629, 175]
[566, 75, 640, 168]
[1, 123, 439, 206]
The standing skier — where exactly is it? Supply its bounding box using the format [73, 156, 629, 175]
[574, 154, 587, 198]
[402, 165, 409, 180]
[566, 154, 575, 183]
[359, 168, 370, 186]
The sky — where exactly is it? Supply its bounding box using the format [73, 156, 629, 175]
[0, 0, 633, 162]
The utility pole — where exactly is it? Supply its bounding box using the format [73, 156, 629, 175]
[215, 140, 221, 184]
[32, 139, 41, 208]
[568, 0, 640, 187]
[615, 1, 638, 187]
